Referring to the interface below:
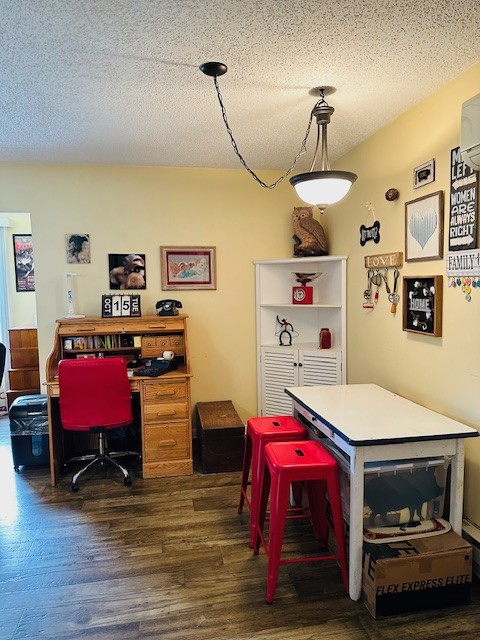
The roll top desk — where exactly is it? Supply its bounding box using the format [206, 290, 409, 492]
[45, 315, 193, 486]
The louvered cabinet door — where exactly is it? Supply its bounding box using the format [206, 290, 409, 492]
[261, 347, 297, 416]
[261, 346, 342, 416]
[299, 349, 341, 387]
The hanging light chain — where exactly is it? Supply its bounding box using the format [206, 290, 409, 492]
[213, 76, 315, 189]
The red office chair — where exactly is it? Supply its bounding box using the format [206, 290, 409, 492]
[58, 357, 140, 492]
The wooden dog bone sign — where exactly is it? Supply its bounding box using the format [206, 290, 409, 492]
[364, 252, 403, 269]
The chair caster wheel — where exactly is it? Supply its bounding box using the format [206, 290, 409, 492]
[71, 483, 80, 492]
[124, 476, 132, 487]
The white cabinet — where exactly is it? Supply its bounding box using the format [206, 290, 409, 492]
[261, 345, 341, 415]
[254, 256, 347, 415]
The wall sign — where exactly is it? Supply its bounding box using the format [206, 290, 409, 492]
[449, 146, 478, 252]
[402, 276, 443, 337]
[364, 252, 403, 269]
[446, 249, 480, 276]
[101, 294, 141, 318]
[359, 221, 381, 246]
[446, 249, 480, 301]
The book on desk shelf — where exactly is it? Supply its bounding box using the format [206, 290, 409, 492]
[73, 337, 85, 350]
[93, 336, 105, 349]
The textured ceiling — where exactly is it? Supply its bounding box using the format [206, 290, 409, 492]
[1, 0, 480, 173]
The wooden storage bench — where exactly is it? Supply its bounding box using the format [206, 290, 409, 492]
[196, 401, 245, 473]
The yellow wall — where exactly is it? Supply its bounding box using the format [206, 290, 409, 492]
[4, 213, 36, 327]
[327, 62, 480, 523]
[0, 164, 295, 420]
[0, 62, 479, 522]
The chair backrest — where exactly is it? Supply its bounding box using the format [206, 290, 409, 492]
[0, 342, 5, 387]
[58, 357, 133, 431]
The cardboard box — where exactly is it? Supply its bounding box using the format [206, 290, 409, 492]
[363, 530, 472, 618]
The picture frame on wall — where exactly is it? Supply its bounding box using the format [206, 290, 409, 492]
[161, 246, 216, 290]
[108, 253, 146, 289]
[413, 159, 435, 189]
[65, 233, 91, 263]
[12, 234, 35, 292]
[405, 191, 444, 263]
[402, 276, 443, 337]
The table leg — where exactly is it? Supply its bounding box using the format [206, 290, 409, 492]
[47, 394, 62, 487]
[449, 439, 465, 534]
[348, 446, 365, 601]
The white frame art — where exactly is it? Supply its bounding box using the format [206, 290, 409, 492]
[405, 191, 444, 263]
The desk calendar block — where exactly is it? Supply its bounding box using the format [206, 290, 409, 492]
[102, 294, 141, 317]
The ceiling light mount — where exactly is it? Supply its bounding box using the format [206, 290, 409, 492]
[200, 62, 357, 208]
[199, 61, 228, 77]
[308, 85, 336, 98]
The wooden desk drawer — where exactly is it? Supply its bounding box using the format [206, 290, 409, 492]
[9, 328, 38, 348]
[142, 335, 170, 350]
[10, 347, 39, 369]
[143, 423, 190, 461]
[48, 382, 60, 396]
[143, 381, 187, 403]
[8, 368, 40, 390]
[144, 401, 189, 423]
[142, 335, 185, 358]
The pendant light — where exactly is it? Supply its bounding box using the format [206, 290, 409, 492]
[200, 62, 357, 210]
[289, 92, 357, 210]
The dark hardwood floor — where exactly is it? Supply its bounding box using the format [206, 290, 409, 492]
[0, 416, 479, 640]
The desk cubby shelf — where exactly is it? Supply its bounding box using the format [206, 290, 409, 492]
[63, 334, 139, 351]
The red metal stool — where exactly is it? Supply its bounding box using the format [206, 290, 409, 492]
[238, 415, 307, 548]
[253, 439, 349, 604]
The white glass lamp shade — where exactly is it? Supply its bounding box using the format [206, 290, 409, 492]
[290, 170, 357, 207]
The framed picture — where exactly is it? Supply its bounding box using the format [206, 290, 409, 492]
[405, 191, 444, 262]
[161, 246, 216, 290]
[12, 234, 35, 292]
[66, 233, 91, 263]
[108, 253, 146, 289]
[413, 159, 435, 189]
[402, 276, 443, 337]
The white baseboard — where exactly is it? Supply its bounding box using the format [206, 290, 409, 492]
[462, 518, 480, 579]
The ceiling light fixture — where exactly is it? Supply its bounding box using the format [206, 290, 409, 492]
[200, 61, 357, 211]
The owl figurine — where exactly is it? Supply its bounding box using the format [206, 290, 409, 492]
[292, 206, 328, 256]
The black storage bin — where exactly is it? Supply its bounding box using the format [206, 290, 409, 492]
[9, 394, 49, 470]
